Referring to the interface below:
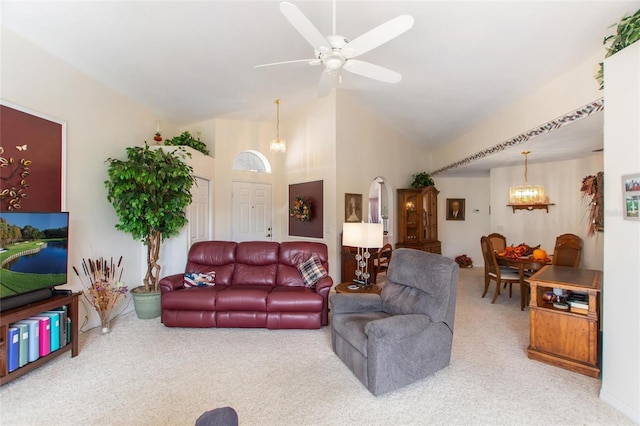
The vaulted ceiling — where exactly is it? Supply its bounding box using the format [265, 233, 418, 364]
[2, 1, 636, 175]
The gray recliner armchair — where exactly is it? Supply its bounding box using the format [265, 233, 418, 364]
[330, 248, 459, 396]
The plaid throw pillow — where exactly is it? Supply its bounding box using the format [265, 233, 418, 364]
[297, 254, 328, 288]
[184, 271, 216, 288]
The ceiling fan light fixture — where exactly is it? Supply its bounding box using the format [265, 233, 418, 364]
[270, 99, 286, 153]
[509, 151, 547, 205]
[324, 54, 345, 70]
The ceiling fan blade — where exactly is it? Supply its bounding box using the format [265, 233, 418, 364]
[318, 69, 339, 97]
[343, 59, 402, 84]
[280, 2, 331, 53]
[254, 59, 320, 69]
[343, 15, 414, 58]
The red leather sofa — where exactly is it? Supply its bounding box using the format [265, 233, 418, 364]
[159, 241, 333, 329]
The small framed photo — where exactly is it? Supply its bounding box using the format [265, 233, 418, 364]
[345, 193, 363, 223]
[622, 174, 640, 220]
[446, 198, 465, 221]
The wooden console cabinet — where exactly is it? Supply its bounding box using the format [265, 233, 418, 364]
[0, 292, 79, 385]
[526, 266, 601, 378]
[396, 187, 441, 254]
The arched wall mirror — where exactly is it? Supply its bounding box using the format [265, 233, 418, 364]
[368, 176, 393, 240]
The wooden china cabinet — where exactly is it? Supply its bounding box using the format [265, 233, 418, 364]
[396, 187, 441, 254]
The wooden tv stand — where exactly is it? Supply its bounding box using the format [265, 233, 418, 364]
[0, 292, 79, 385]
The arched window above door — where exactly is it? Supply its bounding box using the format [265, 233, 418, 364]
[232, 150, 272, 173]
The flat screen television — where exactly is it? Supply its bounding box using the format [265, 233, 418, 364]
[0, 211, 69, 311]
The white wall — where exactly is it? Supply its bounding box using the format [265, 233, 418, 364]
[284, 94, 338, 279]
[491, 154, 604, 270]
[1, 28, 178, 327]
[335, 92, 431, 277]
[435, 176, 491, 263]
[190, 118, 277, 241]
[600, 42, 640, 423]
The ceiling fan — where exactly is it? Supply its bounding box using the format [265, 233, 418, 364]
[255, 1, 414, 97]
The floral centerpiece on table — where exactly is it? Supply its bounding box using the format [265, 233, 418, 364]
[454, 254, 473, 268]
[73, 256, 128, 333]
[290, 196, 311, 222]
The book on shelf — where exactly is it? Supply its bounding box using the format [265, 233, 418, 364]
[570, 305, 589, 315]
[569, 300, 589, 309]
[567, 292, 588, 303]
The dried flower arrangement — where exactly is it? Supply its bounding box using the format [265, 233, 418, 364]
[290, 195, 311, 222]
[580, 172, 604, 236]
[73, 256, 128, 333]
[455, 254, 473, 268]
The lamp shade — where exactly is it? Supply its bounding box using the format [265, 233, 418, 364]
[343, 222, 384, 248]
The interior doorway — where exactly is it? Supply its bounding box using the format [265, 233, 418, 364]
[368, 176, 393, 240]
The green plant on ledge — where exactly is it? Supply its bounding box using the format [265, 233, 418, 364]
[410, 172, 434, 188]
[105, 143, 195, 293]
[595, 9, 640, 90]
[164, 131, 210, 156]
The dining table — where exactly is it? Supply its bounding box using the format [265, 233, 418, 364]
[496, 253, 551, 310]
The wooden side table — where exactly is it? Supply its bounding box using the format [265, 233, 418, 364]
[526, 265, 601, 378]
[335, 282, 382, 295]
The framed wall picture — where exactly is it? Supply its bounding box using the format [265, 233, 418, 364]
[446, 198, 465, 221]
[1, 102, 66, 212]
[345, 193, 363, 223]
[622, 173, 640, 220]
[288, 180, 323, 238]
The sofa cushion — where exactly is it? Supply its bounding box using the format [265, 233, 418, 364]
[184, 272, 216, 288]
[267, 287, 323, 311]
[185, 241, 237, 286]
[277, 241, 329, 287]
[216, 286, 270, 311]
[161, 286, 223, 311]
[232, 242, 279, 286]
[297, 254, 328, 287]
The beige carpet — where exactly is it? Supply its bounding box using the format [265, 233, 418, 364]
[0, 268, 632, 425]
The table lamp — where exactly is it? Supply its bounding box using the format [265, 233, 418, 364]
[343, 222, 384, 286]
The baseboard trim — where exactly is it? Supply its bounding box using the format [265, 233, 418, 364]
[599, 388, 639, 423]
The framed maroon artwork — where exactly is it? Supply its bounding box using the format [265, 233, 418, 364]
[1, 103, 65, 212]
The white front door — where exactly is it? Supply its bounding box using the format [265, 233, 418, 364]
[188, 176, 211, 246]
[231, 181, 272, 242]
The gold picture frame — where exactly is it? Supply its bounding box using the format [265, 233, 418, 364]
[345, 193, 363, 223]
[446, 198, 465, 221]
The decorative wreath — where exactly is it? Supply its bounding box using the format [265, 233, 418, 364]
[290, 195, 311, 222]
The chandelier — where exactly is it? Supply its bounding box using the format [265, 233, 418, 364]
[509, 151, 546, 205]
[270, 99, 286, 153]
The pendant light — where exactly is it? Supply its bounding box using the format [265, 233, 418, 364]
[270, 99, 286, 153]
[509, 151, 547, 205]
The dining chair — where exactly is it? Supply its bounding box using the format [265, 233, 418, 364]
[488, 232, 523, 297]
[552, 233, 582, 267]
[373, 243, 393, 280]
[487, 232, 507, 252]
[480, 236, 521, 304]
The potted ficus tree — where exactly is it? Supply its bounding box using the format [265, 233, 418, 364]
[104, 143, 195, 319]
